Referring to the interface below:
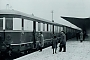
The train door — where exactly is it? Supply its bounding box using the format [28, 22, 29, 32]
[0, 18, 5, 50]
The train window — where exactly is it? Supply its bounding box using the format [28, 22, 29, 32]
[56, 26, 58, 32]
[65, 27, 66, 32]
[51, 25, 53, 32]
[63, 27, 65, 33]
[45, 24, 47, 31]
[13, 18, 22, 30]
[57, 26, 58, 32]
[24, 19, 33, 31]
[50, 25, 52, 32]
[38, 22, 41, 31]
[66, 27, 67, 33]
[54, 26, 56, 32]
[58, 27, 60, 32]
[0, 18, 3, 30]
[55, 26, 57, 32]
[64, 27, 66, 33]
[43, 23, 45, 31]
[47, 24, 48, 31]
[59, 27, 61, 32]
[58, 26, 59, 32]
[36, 22, 38, 31]
[41, 23, 43, 31]
[61, 27, 63, 31]
[48, 24, 50, 32]
[5, 18, 13, 30]
[56, 26, 58, 33]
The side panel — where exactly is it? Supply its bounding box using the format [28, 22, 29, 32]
[5, 32, 33, 44]
[0, 19, 3, 30]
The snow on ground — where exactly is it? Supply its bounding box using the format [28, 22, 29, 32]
[14, 39, 90, 60]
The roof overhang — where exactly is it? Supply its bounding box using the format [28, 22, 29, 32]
[61, 16, 90, 31]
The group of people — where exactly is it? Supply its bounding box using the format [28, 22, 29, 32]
[52, 31, 66, 54]
[37, 31, 66, 54]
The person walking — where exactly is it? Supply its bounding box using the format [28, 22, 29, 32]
[59, 31, 66, 52]
[52, 35, 58, 54]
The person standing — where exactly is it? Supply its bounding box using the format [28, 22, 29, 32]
[52, 35, 58, 54]
[59, 31, 66, 52]
[76, 32, 80, 41]
[80, 31, 83, 42]
[38, 32, 44, 52]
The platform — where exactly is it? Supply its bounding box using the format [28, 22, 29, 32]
[14, 39, 90, 60]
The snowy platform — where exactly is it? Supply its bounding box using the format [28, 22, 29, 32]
[14, 40, 90, 60]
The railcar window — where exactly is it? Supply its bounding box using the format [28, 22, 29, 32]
[13, 18, 22, 30]
[45, 24, 47, 31]
[55, 26, 57, 32]
[61, 27, 63, 31]
[65, 27, 67, 32]
[57, 26, 58, 32]
[65, 27, 67, 33]
[57, 26, 58, 33]
[0, 18, 3, 30]
[54, 26, 56, 32]
[56, 26, 58, 32]
[58, 26, 59, 33]
[51, 25, 53, 32]
[47, 24, 48, 31]
[24, 19, 33, 31]
[38, 22, 41, 31]
[63, 27, 66, 33]
[43, 23, 45, 31]
[36, 22, 38, 31]
[55, 26, 56, 32]
[41, 23, 43, 31]
[48, 24, 50, 32]
[63, 27, 64, 31]
[50, 25, 52, 32]
[59, 27, 61, 32]
[56, 26, 58, 33]
[5, 18, 13, 30]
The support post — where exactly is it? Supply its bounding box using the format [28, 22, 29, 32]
[33, 21, 36, 48]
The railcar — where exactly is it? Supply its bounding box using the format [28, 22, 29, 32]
[0, 10, 80, 56]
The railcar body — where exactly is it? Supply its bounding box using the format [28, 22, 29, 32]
[0, 10, 80, 55]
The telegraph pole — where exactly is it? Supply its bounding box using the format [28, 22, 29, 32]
[51, 10, 54, 22]
[51, 10, 54, 34]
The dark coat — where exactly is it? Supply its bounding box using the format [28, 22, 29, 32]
[60, 33, 66, 45]
[52, 38, 58, 48]
[38, 34, 44, 47]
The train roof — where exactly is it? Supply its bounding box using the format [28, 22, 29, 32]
[0, 10, 79, 30]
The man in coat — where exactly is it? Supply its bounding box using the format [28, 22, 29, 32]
[59, 31, 66, 52]
[38, 32, 44, 52]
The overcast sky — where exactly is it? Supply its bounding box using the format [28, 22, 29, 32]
[0, 0, 90, 29]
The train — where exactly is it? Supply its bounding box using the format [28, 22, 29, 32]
[0, 10, 81, 58]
